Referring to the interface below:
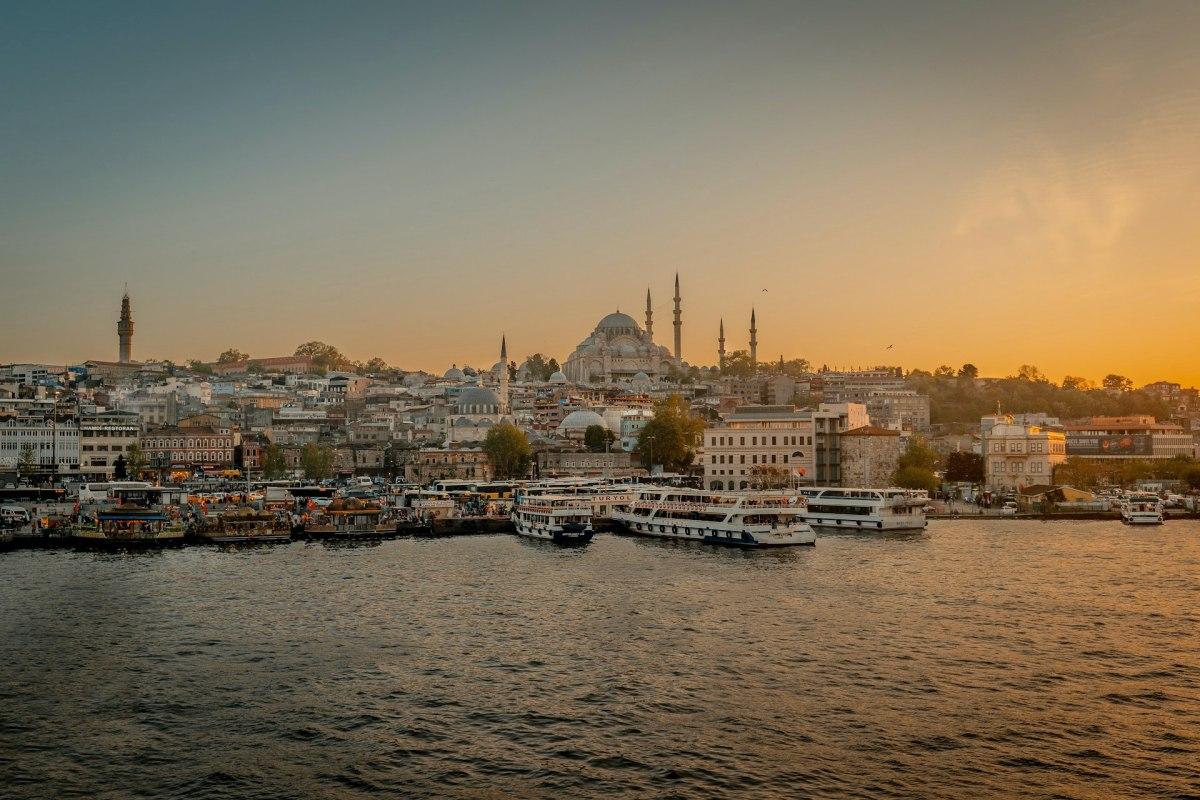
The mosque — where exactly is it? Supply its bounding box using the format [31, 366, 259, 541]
[562, 274, 684, 384]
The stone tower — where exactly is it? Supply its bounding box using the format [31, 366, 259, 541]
[749, 308, 758, 371]
[118, 290, 134, 364]
[672, 272, 682, 364]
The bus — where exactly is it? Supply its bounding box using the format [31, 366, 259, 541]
[79, 481, 153, 504]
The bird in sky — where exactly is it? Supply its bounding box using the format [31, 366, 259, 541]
[886, 344, 894, 350]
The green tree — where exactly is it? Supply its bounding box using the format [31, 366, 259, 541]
[363, 357, 389, 374]
[1016, 364, 1046, 382]
[583, 424, 614, 452]
[892, 435, 940, 490]
[218, 348, 248, 364]
[944, 451, 984, 483]
[187, 359, 214, 375]
[483, 422, 531, 479]
[635, 395, 706, 472]
[722, 349, 754, 378]
[1102, 374, 1133, 392]
[749, 465, 791, 490]
[957, 363, 979, 380]
[1183, 466, 1200, 491]
[778, 358, 812, 378]
[295, 341, 350, 373]
[125, 442, 147, 476]
[546, 358, 560, 377]
[300, 443, 334, 480]
[1061, 375, 1094, 391]
[262, 443, 288, 479]
[17, 443, 36, 478]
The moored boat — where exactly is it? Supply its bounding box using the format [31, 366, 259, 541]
[193, 507, 292, 543]
[72, 506, 187, 548]
[511, 491, 595, 544]
[612, 486, 815, 547]
[796, 487, 928, 532]
[305, 498, 393, 539]
[1120, 494, 1164, 525]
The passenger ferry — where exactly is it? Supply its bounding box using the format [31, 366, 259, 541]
[522, 479, 635, 521]
[796, 487, 928, 532]
[1120, 494, 1164, 525]
[193, 507, 292, 543]
[611, 487, 815, 547]
[511, 491, 595, 544]
[305, 499, 393, 538]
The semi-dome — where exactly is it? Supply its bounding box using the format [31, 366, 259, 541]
[558, 409, 606, 432]
[443, 365, 465, 381]
[596, 311, 641, 332]
[632, 371, 650, 382]
[549, 370, 568, 384]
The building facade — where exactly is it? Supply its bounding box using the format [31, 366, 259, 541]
[982, 419, 1067, 491]
[1064, 416, 1193, 459]
[141, 426, 235, 470]
[701, 406, 815, 490]
[79, 410, 140, 479]
[838, 425, 905, 487]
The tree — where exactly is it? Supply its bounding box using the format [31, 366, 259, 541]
[187, 359, 214, 375]
[1183, 466, 1200, 491]
[295, 341, 350, 373]
[944, 451, 983, 483]
[363, 357, 389, 374]
[217, 348, 248, 364]
[892, 435, 940, 490]
[300, 443, 334, 480]
[112, 454, 128, 480]
[583, 424, 614, 453]
[957, 363, 979, 380]
[125, 443, 147, 477]
[262, 443, 288, 479]
[1016, 364, 1045, 382]
[1061, 375, 1095, 391]
[1102, 374, 1133, 393]
[722, 349, 754, 378]
[749, 465, 791, 490]
[483, 422, 531, 479]
[635, 395, 706, 472]
[778, 358, 811, 378]
[17, 444, 36, 478]
[546, 358, 560, 377]
[934, 365, 955, 378]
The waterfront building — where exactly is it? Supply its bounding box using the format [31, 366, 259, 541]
[0, 416, 80, 475]
[863, 390, 931, 432]
[982, 417, 1066, 491]
[405, 447, 493, 484]
[79, 410, 140, 479]
[838, 425, 905, 488]
[140, 425, 235, 471]
[701, 406, 815, 490]
[536, 450, 635, 478]
[1064, 415, 1193, 459]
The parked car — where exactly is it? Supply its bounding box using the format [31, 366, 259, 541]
[999, 502, 1018, 516]
[1, 505, 31, 525]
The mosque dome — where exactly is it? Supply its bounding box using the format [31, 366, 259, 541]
[558, 409, 606, 432]
[455, 387, 500, 410]
[619, 343, 637, 357]
[491, 361, 506, 377]
[596, 311, 641, 333]
[549, 370, 568, 384]
[632, 371, 650, 382]
[443, 365, 465, 381]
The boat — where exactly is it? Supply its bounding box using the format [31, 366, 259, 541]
[611, 486, 815, 547]
[193, 507, 292, 543]
[522, 479, 636, 522]
[72, 506, 187, 548]
[1120, 493, 1164, 525]
[795, 487, 929, 531]
[511, 491, 595, 544]
[304, 498, 393, 539]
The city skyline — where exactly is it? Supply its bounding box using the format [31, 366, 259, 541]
[3, 2, 1199, 383]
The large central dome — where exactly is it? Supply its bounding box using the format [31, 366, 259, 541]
[596, 311, 641, 332]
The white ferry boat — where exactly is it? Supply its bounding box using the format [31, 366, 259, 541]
[796, 487, 928, 532]
[611, 487, 815, 547]
[511, 492, 595, 544]
[522, 479, 635, 521]
[1120, 494, 1164, 525]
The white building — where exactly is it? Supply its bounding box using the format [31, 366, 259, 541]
[78, 411, 141, 479]
[701, 406, 816, 490]
[0, 416, 80, 475]
[982, 417, 1067, 491]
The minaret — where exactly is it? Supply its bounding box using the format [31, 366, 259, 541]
[644, 288, 653, 339]
[498, 335, 510, 415]
[117, 289, 134, 364]
[672, 272, 682, 364]
[718, 318, 726, 371]
[749, 308, 758, 371]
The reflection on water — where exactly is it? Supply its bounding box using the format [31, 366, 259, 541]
[2, 520, 1198, 799]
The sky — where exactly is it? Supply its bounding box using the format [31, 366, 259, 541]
[2, 1, 1198, 384]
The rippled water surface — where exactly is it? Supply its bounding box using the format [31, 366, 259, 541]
[2, 521, 1199, 799]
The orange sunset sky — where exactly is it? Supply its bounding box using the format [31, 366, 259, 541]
[2, 2, 1198, 385]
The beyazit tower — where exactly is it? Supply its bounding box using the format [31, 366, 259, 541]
[117, 290, 134, 364]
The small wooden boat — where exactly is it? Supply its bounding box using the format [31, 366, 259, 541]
[72, 506, 187, 548]
[304, 498, 393, 539]
[194, 507, 292, 543]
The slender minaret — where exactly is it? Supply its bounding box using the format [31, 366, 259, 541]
[749, 308, 758, 371]
[117, 289, 134, 364]
[644, 288, 653, 339]
[672, 272, 682, 364]
[499, 335, 510, 415]
[718, 318, 726, 371]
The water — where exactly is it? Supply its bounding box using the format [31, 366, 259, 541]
[2, 521, 1199, 799]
